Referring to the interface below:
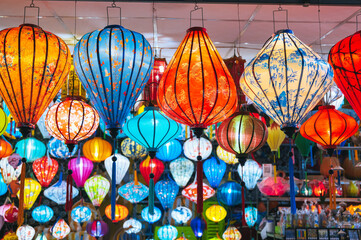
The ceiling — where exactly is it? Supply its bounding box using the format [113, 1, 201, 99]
[0, 0, 360, 63]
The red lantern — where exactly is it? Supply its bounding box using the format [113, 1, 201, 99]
[0, 139, 12, 159]
[139, 157, 164, 185]
[4, 204, 18, 223]
[312, 181, 327, 197]
[144, 58, 167, 105]
[32, 156, 58, 187]
[105, 204, 128, 223]
[300, 105, 358, 156]
[223, 55, 246, 104]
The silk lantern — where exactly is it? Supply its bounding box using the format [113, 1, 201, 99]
[155, 178, 179, 210]
[223, 226, 242, 240]
[86, 219, 109, 239]
[182, 181, 215, 202]
[105, 204, 128, 223]
[183, 137, 212, 161]
[35, 233, 47, 240]
[71, 205, 92, 223]
[15, 138, 46, 162]
[0, 174, 7, 196]
[237, 159, 263, 190]
[17, 178, 41, 209]
[0, 138, 12, 159]
[156, 139, 182, 162]
[245, 206, 258, 227]
[68, 155, 93, 188]
[217, 180, 242, 206]
[158, 225, 178, 240]
[0, 108, 8, 136]
[0, 24, 71, 137]
[144, 58, 167, 105]
[123, 218, 142, 234]
[32, 155, 58, 187]
[203, 157, 226, 188]
[44, 180, 79, 204]
[121, 137, 148, 160]
[0, 204, 18, 223]
[171, 206, 192, 224]
[216, 146, 237, 165]
[47, 138, 77, 159]
[83, 137, 112, 163]
[139, 157, 164, 185]
[74, 25, 153, 138]
[51, 219, 70, 239]
[141, 206, 162, 223]
[324, 83, 344, 110]
[105, 154, 129, 184]
[170, 157, 194, 187]
[84, 175, 110, 207]
[32, 205, 54, 223]
[267, 120, 286, 153]
[0, 158, 21, 184]
[118, 172, 149, 203]
[205, 205, 227, 222]
[190, 216, 207, 239]
[16, 225, 35, 240]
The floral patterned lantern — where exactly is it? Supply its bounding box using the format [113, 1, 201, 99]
[156, 139, 182, 162]
[171, 206, 192, 224]
[183, 137, 212, 161]
[84, 175, 110, 207]
[123, 218, 142, 234]
[86, 219, 109, 239]
[182, 181, 215, 203]
[205, 205, 227, 222]
[32, 155, 58, 187]
[47, 138, 77, 159]
[52, 219, 71, 239]
[15, 138, 46, 162]
[32, 205, 54, 223]
[141, 206, 162, 223]
[223, 226, 242, 240]
[17, 178, 41, 210]
[120, 138, 148, 161]
[0, 138, 12, 159]
[104, 154, 129, 185]
[118, 174, 149, 204]
[158, 225, 178, 240]
[245, 206, 258, 227]
[68, 155, 93, 188]
[83, 137, 112, 163]
[16, 225, 35, 240]
[139, 157, 164, 185]
[217, 181, 242, 206]
[216, 146, 237, 165]
[203, 157, 226, 188]
[105, 204, 128, 223]
[71, 205, 92, 223]
[190, 216, 207, 239]
[155, 178, 179, 210]
[0, 158, 21, 184]
[237, 159, 262, 190]
[44, 180, 79, 205]
[170, 157, 194, 187]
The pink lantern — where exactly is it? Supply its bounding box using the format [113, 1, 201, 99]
[257, 177, 290, 197]
[68, 156, 93, 188]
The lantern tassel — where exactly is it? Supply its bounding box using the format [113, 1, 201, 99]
[111, 156, 117, 221]
[289, 138, 296, 215]
[241, 184, 246, 226]
[196, 156, 203, 214]
[310, 144, 314, 167]
[65, 169, 73, 212]
[17, 158, 26, 226]
[149, 175, 155, 215]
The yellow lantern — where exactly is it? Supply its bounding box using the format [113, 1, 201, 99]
[17, 178, 41, 210]
[216, 146, 237, 165]
[0, 108, 8, 136]
[83, 137, 112, 162]
[205, 205, 227, 223]
[267, 120, 286, 152]
[223, 226, 242, 240]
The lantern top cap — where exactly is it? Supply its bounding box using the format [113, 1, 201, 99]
[319, 105, 335, 110]
[274, 29, 293, 35]
[104, 25, 124, 29]
[144, 106, 160, 111]
[187, 27, 207, 33]
[20, 23, 41, 29]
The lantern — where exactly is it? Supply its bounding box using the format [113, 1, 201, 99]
[83, 137, 112, 163]
[0, 138, 12, 159]
[0, 108, 8, 136]
[141, 206, 162, 223]
[158, 225, 178, 240]
[190, 216, 207, 239]
[68, 156, 93, 188]
[32, 205, 54, 223]
[16, 225, 35, 240]
[44, 180, 79, 205]
[86, 219, 109, 239]
[245, 207, 258, 227]
[237, 159, 263, 190]
[45, 98, 99, 151]
[267, 121, 286, 152]
[139, 157, 164, 185]
[320, 157, 341, 177]
[124, 218, 142, 234]
[217, 181, 242, 206]
[51, 219, 70, 239]
[74, 25, 153, 139]
[121, 137, 148, 160]
[257, 177, 290, 196]
[47, 138, 77, 159]
[300, 105, 358, 156]
[156, 139, 182, 162]
[32, 155, 58, 187]
[182, 181, 215, 203]
[183, 137, 212, 161]
[222, 226, 242, 240]
[15, 138, 46, 162]
[300, 181, 312, 196]
[0, 204, 18, 223]
[17, 178, 41, 209]
[324, 83, 344, 110]
[118, 178, 149, 203]
[144, 58, 167, 105]
[84, 175, 110, 207]
[105, 204, 128, 223]
[0, 158, 21, 184]
[203, 157, 226, 188]
[0, 24, 71, 137]
[205, 205, 227, 222]
[71, 205, 92, 223]
[0, 174, 7, 196]
[170, 157, 194, 187]
[104, 154, 129, 184]
[155, 178, 179, 210]
[312, 180, 327, 197]
[3, 231, 17, 240]
[35, 233, 47, 240]
[171, 206, 192, 224]
[216, 146, 237, 165]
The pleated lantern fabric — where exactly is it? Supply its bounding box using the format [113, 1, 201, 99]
[183, 137, 212, 161]
[16, 225, 35, 240]
[171, 206, 192, 224]
[0, 24, 71, 136]
[0, 108, 8, 136]
[156, 139, 182, 162]
[105, 204, 128, 223]
[47, 138, 77, 159]
[15, 137, 46, 162]
[155, 178, 179, 210]
[52, 219, 70, 239]
[190, 216, 207, 238]
[169, 157, 194, 187]
[83, 137, 112, 163]
[120, 137, 148, 160]
[205, 205, 227, 222]
[104, 154, 129, 184]
[141, 206, 162, 223]
[32, 155, 58, 187]
[84, 175, 110, 207]
[158, 225, 178, 240]
[267, 121, 286, 152]
[71, 205, 92, 223]
[217, 181, 242, 206]
[17, 178, 41, 210]
[74, 25, 153, 138]
[139, 157, 164, 185]
[203, 157, 226, 188]
[32, 205, 54, 223]
[0, 138, 12, 159]
[216, 146, 237, 165]
[237, 159, 263, 190]
[68, 156, 93, 188]
[44, 180, 79, 205]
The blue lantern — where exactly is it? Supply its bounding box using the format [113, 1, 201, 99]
[15, 137, 46, 162]
[32, 205, 54, 223]
[118, 180, 149, 204]
[0, 174, 6, 196]
[47, 138, 77, 159]
[71, 205, 92, 223]
[155, 178, 179, 210]
[74, 25, 153, 138]
[217, 181, 242, 206]
[2, 102, 22, 139]
[245, 206, 258, 227]
[156, 139, 182, 162]
[157, 225, 178, 240]
[44, 180, 79, 205]
[203, 157, 226, 188]
[141, 206, 162, 223]
[190, 216, 206, 239]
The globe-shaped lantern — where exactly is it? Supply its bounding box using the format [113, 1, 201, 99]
[156, 139, 182, 162]
[171, 206, 192, 224]
[158, 225, 178, 240]
[44, 180, 79, 204]
[32, 205, 54, 223]
[120, 137, 148, 160]
[237, 159, 263, 190]
[16, 225, 35, 240]
[15, 138, 46, 162]
[123, 218, 142, 234]
[0, 108, 8, 137]
[83, 137, 112, 163]
[205, 205, 227, 223]
[183, 137, 212, 161]
[203, 157, 226, 188]
[71, 205, 92, 223]
[47, 138, 77, 159]
[104, 154, 129, 185]
[190, 216, 207, 239]
[105, 204, 128, 223]
[68, 155, 93, 188]
[216, 146, 237, 165]
[139, 157, 164, 185]
[170, 157, 194, 187]
[155, 178, 179, 210]
[0, 138, 12, 159]
[0, 158, 21, 184]
[32, 155, 58, 187]
[0, 24, 71, 137]
[17, 178, 41, 210]
[141, 206, 162, 223]
[45, 98, 99, 151]
[217, 181, 242, 206]
[245, 206, 258, 227]
[84, 175, 110, 207]
[223, 226, 242, 240]
[74, 25, 153, 139]
[86, 220, 109, 239]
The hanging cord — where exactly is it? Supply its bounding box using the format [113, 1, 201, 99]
[190, 0, 204, 28]
[153, 2, 159, 57]
[317, 3, 324, 57]
[272, 5, 289, 33]
[106, 0, 121, 26]
[111, 138, 117, 221]
[236, 3, 241, 56]
[23, 0, 40, 25]
[288, 138, 296, 215]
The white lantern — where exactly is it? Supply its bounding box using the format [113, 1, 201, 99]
[170, 157, 194, 187]
[16, 225, 35, 240]
[237, 159, 262, 190]
[0, 158, 21, 184]
[171, 206, 192, 224]
[123, 218, 142, 234]
[183, 137, 212, 161]
[104, 153, 130, 184]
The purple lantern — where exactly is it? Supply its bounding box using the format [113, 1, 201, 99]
[86, 219, 109, 239]
[68, 155, 93, 188]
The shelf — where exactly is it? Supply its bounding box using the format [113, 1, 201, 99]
[263, 197, 361, 203]
[267, 233, 284, 239]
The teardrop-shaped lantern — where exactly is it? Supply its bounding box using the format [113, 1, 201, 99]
[44, 180, 79, 204]
[51, 219, 70, 239]
[245, 206, 258, 227]
[156, 139, 182, 162]
[71, 205, 92, 223]
[158, 225, 178, 240]
[155, 178, 179, 210]
[16, 225, 35, 240]
[32, 205, 54, 223]
[17, 178, 41, 209]
[74, 25, 153, 138]
[139, 157, 164, 185]
[267, 121, 286, 152]
[222, 226, 242, 240]
[1, 204, 18, 223]
[203, 157, 226, 188]
[190, 216, 207, 239]
[104, 154, 129, 184]
[183, 137, 212, 161]
[0, 108, 8, 137]
[216, 146, 237, 165]
[15, 138, 46, 162]
[105, 204, 128, 223]
[84, 175, 110, 207]
[205, 205, 227, 223]
[0, 24, 71, 136]
[217, 181, 242, 206]
[0, 138, 12, 159]
[83, 137, 112, 163]
[68, 156, 93, 188]
[171, 206, 192, 224]
[118, 179, 149, 204]
[47, 138, 77, 159]
[237, 159, 263, 190]
[121, 137, 148, 160]
[141, 206, 162, 223]
[170, 157, 194, 187]
[32, 155, 58, 187]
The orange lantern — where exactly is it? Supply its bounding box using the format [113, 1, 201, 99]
[82, 137, 112, 163]
[105, 204, 128, 223]
[312, 181, 327, 197]
[0, 24, 71, 136]
[0, 138, 12, 159]
[32, 155, 58, 187]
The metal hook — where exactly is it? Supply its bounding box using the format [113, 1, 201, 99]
[23, 0, 40, 26]
[106, 1, 121, 26]
[190, 3, 204, 28]
[272, 5, 289, 33]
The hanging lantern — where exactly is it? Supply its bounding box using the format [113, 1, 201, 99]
[32, 155, 58, 187]
[144, 58, 167, 105]
[84, 175, 110, 207]
[7, 153, 21, 169]
[312, 181, 327, 197]
[182, 181, 215, 203]
[216, 146, 237, 165]
[45, 98, 99, 151]
[86, 219, 109, 239]
[0, 158, 21, 184]
[104, 154, 129, 184]
[158, 225, 178, 240]
[32, 205, 54, 223]
[74, 25, 153, 139]
[105, 204, 128, 223]
[68, 156, 93, 188]
[118, 178, 149, 204]
[0, 108, 8, 137]
[190, 216, 207, 239]
[120, 138, 148, 161]
[324, 83, 344, 110]
[183, 137, 212, 161]
[17, 178, 41, 209]
[139, 157, 164, 185]
[205, 205, 227, 223]
[82, 137, 112, 163]
[203, 157, 226, 188]
[170, 157, 194, 187]
[222, 226, 242, 240]
[224, 55, 246, 103]
[257, 177, 290, 196]
[3, 231, 17, 240]
[71, 205, 92, 223]
[0, 24, 71, 137]
[16, 225, 35, 240]
[237, 159, 263, 190]
[267, 121, 286, 152]
[171, 206, 192, 224]
[1, 204, 18, 223]
[141, 206, 162, 223]
[35, 233, 47, 240]
[0, 138, 12, 159]
[300, 181, 312, 196]
[155, 178, 179, 210]
[51, 219, 70, 240]
[47, 138, 77, 159]
[245, 206, 258, 227]
[156, 139, 182, 162]
[44, 180, 79, 205]
[217, 181, 242, 206]
[123, 218, 142, 234]
[0, 174, 6, 196]
[300, 105, 358, 156]
[15, 138, 46, 162]
[61, 56, 86, 100]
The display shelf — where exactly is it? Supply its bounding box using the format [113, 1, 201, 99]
[267, 232, 285, 239]
[263, 197, 361, 203]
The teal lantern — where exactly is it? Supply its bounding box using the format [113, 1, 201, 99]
[0, 174, 7, 196]
[15, 137, 46, 162]
[245, 206, 258, 227]
[141, 206, 162, 223]
[155, 178, 179, 210]
[157, 225, 178, 240]
[217, 181, 242, 206]
[32, 205, 54, 223]
[203, 157, 226, 188]
[71, 205, 92, 223]
[156, 139, 182, 162]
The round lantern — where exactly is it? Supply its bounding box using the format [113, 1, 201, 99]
[121, 137, 148, 160]
[104, 154, 129, 184]
[237, 159, 263, 190]
[71, 205, 92, 223]
[205, 205, 227, 222]
[190, 216, 207, 239]
[84, 175, 110, 207]
[320, 157, 341, 177]
[44, 180, 79, 205]
[139, 157, 164, 185]
[0, 24, 71, 137]
[15, 138, 46, 162]
[155, 178, 179, 210]
[300, 105, 358, 156]
[123, 218, 142, 234]
[171, 206, 192, 224]
[158, 225, 178, 240]
[74, 25, 153, 138]
[245, 206, 258, 227]
[216, 146, 237, 165]
[16, 225, 35, 240]
[0, 108, 8, 136]
[32, 205, 54, 223]
[86, 219, 109, 239]
[156, 139, 182, 162]
[183, 137, 212, 161]
[170, 157, 194, 187]
[0, 138, 12, 159]
[141, 206, 162, 223]
[223, 226, 242, 240]
[217, 181, 242, 206]
[203, 157, 226, 188]
[267, 121, 286, 152]
[17, 178, 41, 209]
[32, 155, 58, 187]
[0, 158, 21, 184]
[68, 156, 93, 188]
[52, 219, 70, 239]
[182, 181, 215, 203]
[47, 138, 77, 159]
[83, 137, 112, 163]
[105, 204, 128, 223]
